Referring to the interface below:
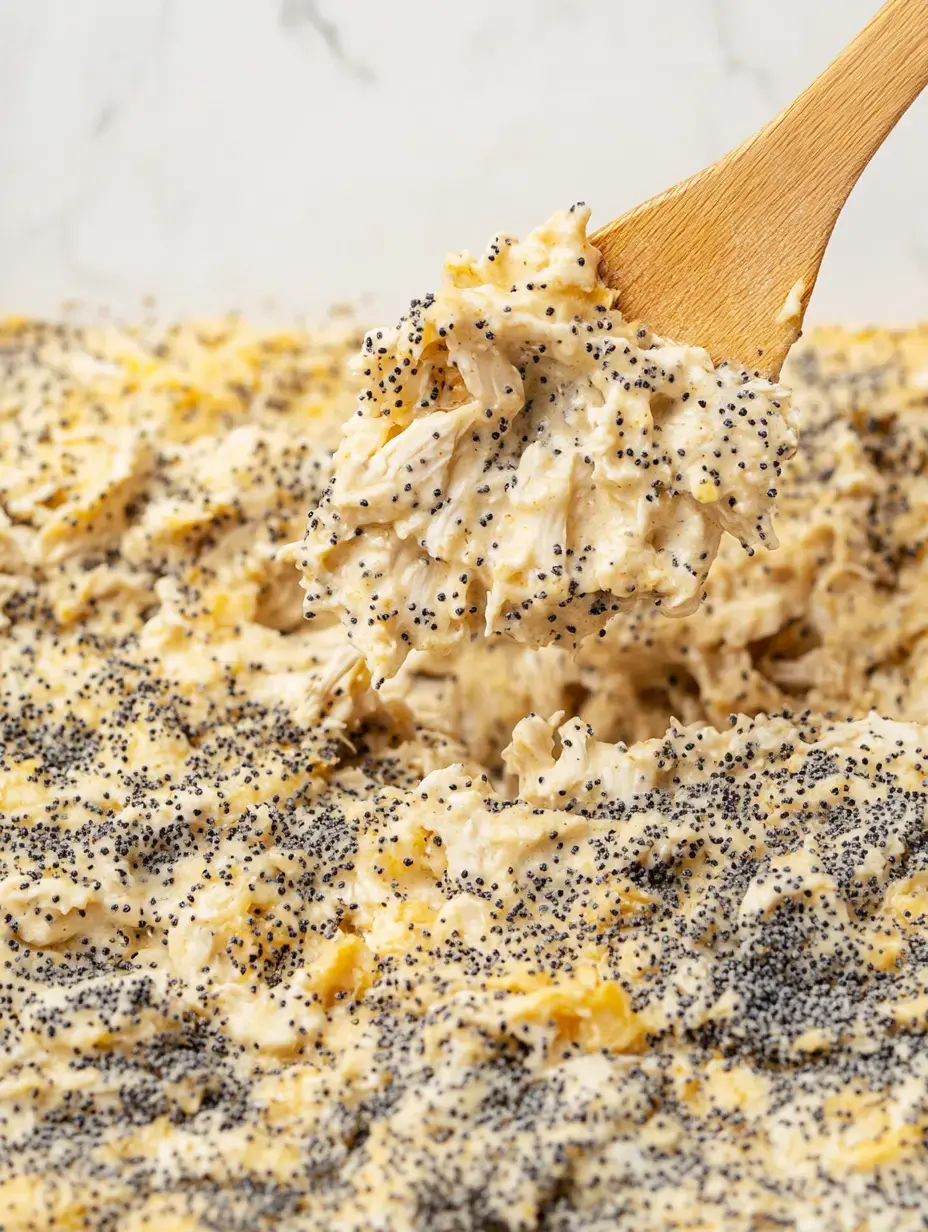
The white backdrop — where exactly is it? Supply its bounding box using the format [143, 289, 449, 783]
[3, 0, 927, 326]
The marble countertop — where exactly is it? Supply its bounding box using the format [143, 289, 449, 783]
[2, 0, 926, 326]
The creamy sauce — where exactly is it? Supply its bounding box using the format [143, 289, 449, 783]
[1, 257, 928, 1230]
[777, 277, 807, 324]
[297, 207, 798, 686]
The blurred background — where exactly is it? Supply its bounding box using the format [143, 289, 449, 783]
[2, 0, 927, 326]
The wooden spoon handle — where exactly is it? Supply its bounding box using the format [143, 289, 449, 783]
[593, 0, 928, 377]
[751, 0, 928, 236]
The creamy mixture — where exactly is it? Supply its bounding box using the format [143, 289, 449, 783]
[297, 208, 797, 685]
[2, 220, 928, 1231]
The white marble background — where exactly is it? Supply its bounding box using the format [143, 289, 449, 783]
[2, 0, 927, 326]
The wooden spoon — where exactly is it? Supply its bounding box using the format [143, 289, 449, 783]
[592, 0, 928, 379]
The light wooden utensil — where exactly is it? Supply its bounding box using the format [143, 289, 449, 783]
[592, 0, 928, 379]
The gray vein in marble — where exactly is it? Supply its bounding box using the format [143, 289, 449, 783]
[22, 2, 177, 300]
[90, 0, 174, 142]
[93, 102, 117, 138]
[279, 0, 375, 83]
[24, 195, 126, 299]
[709, 0, 779, 111]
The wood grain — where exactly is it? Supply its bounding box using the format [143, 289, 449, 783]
[592, 0, 928, 377]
